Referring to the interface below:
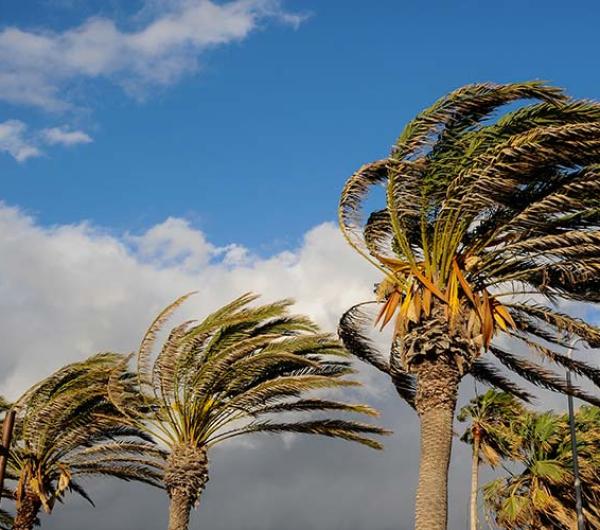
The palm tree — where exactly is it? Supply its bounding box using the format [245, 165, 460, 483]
[109, 293, 389, 530]
[457, 390, 526, 530]
[484, 408, 600, 529]
[338, 81, 600, 529]
[7, 353, 164, 530]
[0, 398, 13, 530]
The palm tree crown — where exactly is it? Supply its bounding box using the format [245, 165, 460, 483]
[7, 353, 164, 530]
[109, 292, 389, 530]
[340, 81, 600, 403]
[458, 390, 525, 467]
[338, 81, 600, 530]
[484, 407, 600, 529]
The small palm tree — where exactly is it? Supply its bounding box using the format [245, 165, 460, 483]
[457, 390, 526, 530]
[338, 81, 600, 529]
[485, 407, 600, 529]
[109, 293, 389, 530]
[7, 353, 164, 530]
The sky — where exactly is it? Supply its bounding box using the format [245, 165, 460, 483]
[0, 0, 599, 529]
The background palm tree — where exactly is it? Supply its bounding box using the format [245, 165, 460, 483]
[109, 292, 389, 530]
[338, 81, 600, 529]
[6, 353, 164, 530]
[457, 390, 526, 530]
[0, 397, 13, 530]
[484, 407, 600, 529]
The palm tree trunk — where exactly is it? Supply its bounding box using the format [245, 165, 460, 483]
[12, 490, 41, 530]
[469, 430, 481, 530]
[164, 444, 209, 530]
[414, 356, 461, 530]
[168, 490, 193, 530]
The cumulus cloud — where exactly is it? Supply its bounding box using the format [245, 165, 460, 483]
[0, 0, 304, 111]
[0, 121, 92, 161]
[0, 203, 376, 397]
[41, 126, 93, 146]
[0, 120, 42, 162]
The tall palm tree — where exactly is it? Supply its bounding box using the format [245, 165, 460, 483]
[484, 408, 600, 529]
[109, 293, 389, 530]
[338, 81, 600, 529]
[7, 353, 164, 530]
[457, 390, 526, 530]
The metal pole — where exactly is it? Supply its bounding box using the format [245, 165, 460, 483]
[566, 347, 585, 530]
[0, 409, 15, 504]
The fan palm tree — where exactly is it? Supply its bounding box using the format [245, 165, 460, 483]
[7, 353, 164, 530]
[338, 81, 600, 529]
[458, 390, 526, 530]
[484, 408, 600, 529]
[108, 292, 389, 530]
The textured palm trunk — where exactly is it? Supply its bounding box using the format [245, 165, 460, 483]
[413, 356, 461, 530]
[168, 490, 194, 530]
[164, 444, 209, 530]
[12, 490, 41, 530]
[469, 430, 481, 530]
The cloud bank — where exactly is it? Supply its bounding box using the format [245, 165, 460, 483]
[0, 203, 376, 397]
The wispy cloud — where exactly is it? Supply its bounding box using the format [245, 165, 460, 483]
[0, 120, 42, 162]
[0, 0, 304, 111]
[0, 120, 92, 162]
[41, 127, 93, 146]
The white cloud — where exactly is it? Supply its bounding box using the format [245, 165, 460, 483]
[0, 0, 304, 111]
[41, 127, 93, 146]
[0, 120, 42, 162]
[0, 120, 92, 161]
[0, 204, 376, 398]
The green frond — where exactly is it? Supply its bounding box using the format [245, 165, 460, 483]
[508, 302, 600, 348]
[216, 419, 391, 450]
[338, 160, 391, 269]
[246, 399, 379, 418]
[469, 360, 534, 402]
[394, 81, 566, 159]
[491, 347, 600, 406]
[137, 292, 196, 391]
[338, 303, 391, 375]
[68, 479, 95, 507]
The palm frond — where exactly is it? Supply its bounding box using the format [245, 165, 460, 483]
[491, 346, 600, 406]
[216, 419, 391, 450]
[470, 360, 534, 402]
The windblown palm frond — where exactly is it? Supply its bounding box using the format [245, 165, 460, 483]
[110, 293, 389, 530]
[7, 353, 165, 530]
[338, 80, 600, 405]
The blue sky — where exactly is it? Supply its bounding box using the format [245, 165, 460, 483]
[2, 0, 599, 252]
